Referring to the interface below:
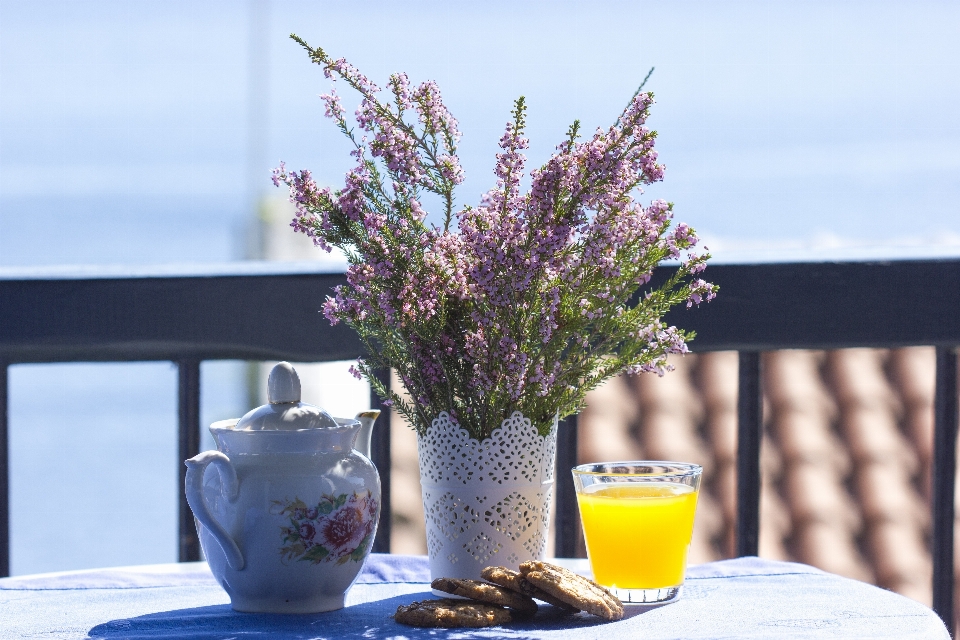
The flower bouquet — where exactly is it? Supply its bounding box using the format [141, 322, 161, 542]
[274, 35, 716, 578]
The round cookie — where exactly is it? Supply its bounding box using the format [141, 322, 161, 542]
[481, 566, 580, 612]
[394, 598, 511, 628]
[519, 560, 624, 621]
[431, 577, 538, 615]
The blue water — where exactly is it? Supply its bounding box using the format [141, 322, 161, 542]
[2, 0, 959, 575]
[8, 362, 241, 574]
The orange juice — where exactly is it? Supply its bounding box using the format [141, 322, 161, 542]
[576, 482, 699, 589]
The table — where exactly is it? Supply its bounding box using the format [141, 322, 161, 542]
[0, 554, 948, 639]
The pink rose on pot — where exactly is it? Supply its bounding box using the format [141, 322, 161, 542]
[316, 492, 377, 557]
[317, 505, 365, 556]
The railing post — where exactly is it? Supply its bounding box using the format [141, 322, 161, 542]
[737, 351, 763, 557]
[369, 368, 392, 554]
[178, 359, 201, 562]
[554, 414, 579, 558]
[933, 347, 958, 632]
[0, 362, 8, 577]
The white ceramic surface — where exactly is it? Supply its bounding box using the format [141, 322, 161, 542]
[184, 363, 381, 613]
[417, 411, 557, 583]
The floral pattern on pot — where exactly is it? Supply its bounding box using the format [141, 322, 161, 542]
[272, 490, 378, 565]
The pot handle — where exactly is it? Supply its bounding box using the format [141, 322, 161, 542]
[184, 451, 244, 570]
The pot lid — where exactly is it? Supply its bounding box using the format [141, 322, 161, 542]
[233, 362, 339, 431]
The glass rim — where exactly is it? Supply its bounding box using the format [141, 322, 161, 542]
[572, 460, 702, 479]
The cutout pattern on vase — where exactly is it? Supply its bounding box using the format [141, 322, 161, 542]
[418, 411, 557, 580]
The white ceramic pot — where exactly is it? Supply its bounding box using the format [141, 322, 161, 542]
[185, 363, 381, 613]
[417, 411, 557, 582]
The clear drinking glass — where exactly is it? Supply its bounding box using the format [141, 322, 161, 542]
[572, 461, 702, 604]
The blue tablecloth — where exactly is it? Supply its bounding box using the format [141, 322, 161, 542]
[0, 554, 948, 639]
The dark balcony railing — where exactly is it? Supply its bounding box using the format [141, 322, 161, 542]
[1, 259, 959, 627]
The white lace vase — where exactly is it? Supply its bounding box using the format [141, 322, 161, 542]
[418, 411, 558, 581]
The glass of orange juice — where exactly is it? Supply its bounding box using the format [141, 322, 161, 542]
[572, 461, 702, 604]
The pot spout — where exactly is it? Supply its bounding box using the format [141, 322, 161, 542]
[354, 410, 382, 459]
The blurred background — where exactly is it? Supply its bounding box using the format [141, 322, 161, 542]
[1, 0, 959, 619]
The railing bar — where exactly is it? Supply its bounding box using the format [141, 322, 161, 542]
[736, 351, 763, 557]
[0, 362, 9, 577]
[370, 368, 392, 554]
[933, 347, 958, 632]
[178, 359, 202, 563]
[554, 414, 579, 558]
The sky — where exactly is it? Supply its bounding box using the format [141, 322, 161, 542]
[1, 0, 959, 266]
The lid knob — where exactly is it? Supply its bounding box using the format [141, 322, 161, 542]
[230, 362, 340, 431]
[268, 362, 301, 404]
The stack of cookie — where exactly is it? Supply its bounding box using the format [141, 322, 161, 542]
[394, 561, 624, 628]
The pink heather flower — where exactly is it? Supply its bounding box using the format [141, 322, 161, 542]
[338, 163, 372, 222]
[324, 58, 380, 95]
[271, 161, 286, 187]
[687, 279, 718, 307]
[685, 254, 709, 275]
[412, 80, 461, 147]
[274, 45, 715, 439]
[389, 72, 414, 111]
[320, 88, 345, 121]
[409, 198, 427, 221]
[438, 154, 464, 185]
